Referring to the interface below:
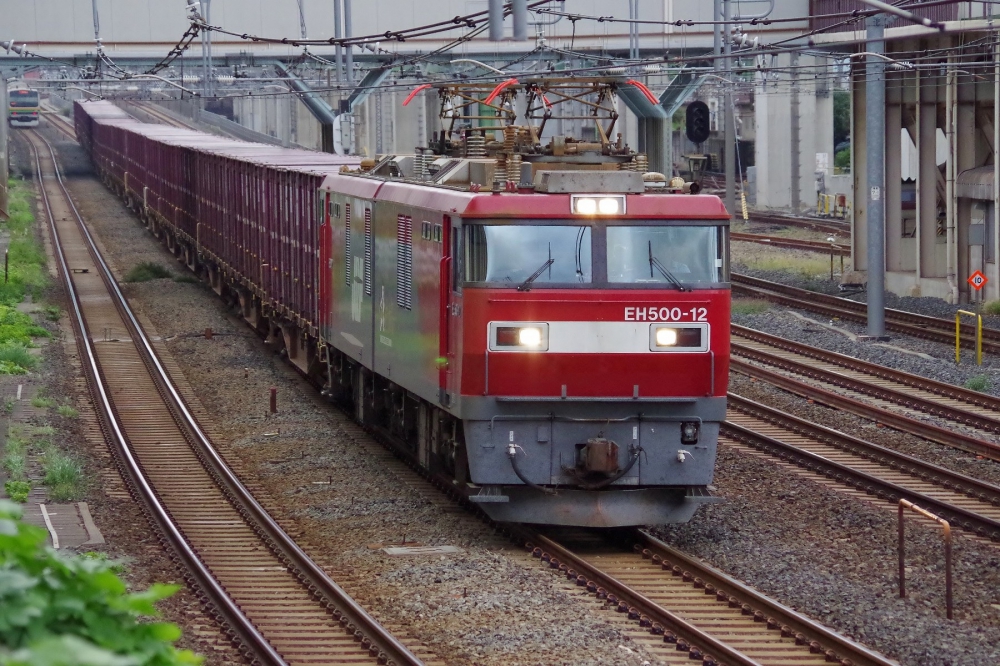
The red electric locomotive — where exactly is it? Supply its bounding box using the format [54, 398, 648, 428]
[75, 79, 730, 528]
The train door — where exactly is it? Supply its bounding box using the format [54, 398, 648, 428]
[441, 216, 462, 406]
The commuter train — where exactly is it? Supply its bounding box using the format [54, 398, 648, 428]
[74, 80, 730, 527]
[7, 81, 39, 127]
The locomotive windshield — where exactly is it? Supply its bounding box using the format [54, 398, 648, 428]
[464, 222, 726, 287]
[465, 225, 593, 284]
[607, 226, 722, 284]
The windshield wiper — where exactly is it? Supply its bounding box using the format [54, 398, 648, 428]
[517, 243, 554, 292]
[648, 241, 690, 292]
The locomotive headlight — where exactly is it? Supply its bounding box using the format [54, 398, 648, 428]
[571, 195, 626, 216]
[598, 197, 620, 214]
[518, 327, 543, 347]
[574, 197, 597, 215]
[490, 322, 549, 351]
[655, 328, 678, 347]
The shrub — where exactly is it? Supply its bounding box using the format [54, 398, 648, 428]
[3, 480, 30, 503]
[1, 452, 25, 481]
[124, 262, 172, 283]
[0, 500, 203, 665]
[31, 397, 56, 409]
[983, 300, 1000, 316]
[43, 305, 61, 321]
[965, 374, 989, 392]
[0, 345, 36, 374]
[57, 405, 79, 418]
[42, 452, 83, 501]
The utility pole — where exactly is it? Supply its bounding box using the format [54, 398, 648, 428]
[1, 78, 8, 221]
[489, 0, 528, 42]
[333, 0, 344, 83]
[865, 13, 887, 338]
[343, 0, 353, 84]
[724, 0, 735, 221]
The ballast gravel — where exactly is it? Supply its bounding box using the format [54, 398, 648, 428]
[56, 135, 655, 666]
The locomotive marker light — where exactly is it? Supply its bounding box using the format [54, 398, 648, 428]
[571, 194, 625, 216]
[655, 328, 678, 346]
[648, 324, 709, 352]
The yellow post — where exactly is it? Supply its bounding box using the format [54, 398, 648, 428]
[956, 310, 984, 365]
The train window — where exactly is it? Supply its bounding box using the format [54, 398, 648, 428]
[396, 215, 413, 309]
[607, 226, 722, 285]
[465, 224, 592, 284]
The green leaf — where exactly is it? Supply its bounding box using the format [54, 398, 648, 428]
[6, 635, 139, 666]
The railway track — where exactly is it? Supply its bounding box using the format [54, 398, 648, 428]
[518, 526, 896, 666]
[726, 393, 1000, 541]
[732, 325, 1000, 460]
[731, 232, 850, 256]
[747, 212, 850, 236]
[22, 128, 426, 666]
[733, 273, 1000, 352]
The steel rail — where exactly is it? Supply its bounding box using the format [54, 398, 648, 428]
[26, 128, 424, 666]
[746, 212, 849, 235]
[731, 232, 851, 256]
[23, 129, 284, 666]
[632, 531, 899, 666]
[514, 528, 765, 666]
[726, 394, 1000, 541]
[731, 357, 1000, 461]
[731, 341, 1000, 436]
[733, 325, 1000, 411]
[732, 273, 1000, 352]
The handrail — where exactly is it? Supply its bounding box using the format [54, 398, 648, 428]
[898, 500, 953, 620]
[955, 309, 982, 365]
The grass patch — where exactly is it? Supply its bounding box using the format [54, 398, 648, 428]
[731, 298, 771, 316]
[31, 396, 56, 409]
[4, 480, 30, 503]
[0, 344, 36, 374]
[2, 452, 26, 480]
[43, 305, 61, 321]
[173, 273, 200, 284]
[56, 405, 79, 418]
[124, 261, 172, 283]
[983, 300, 1000, 316]
[965, 374, 990, 392]
[79, 551, 127, 574]
[1, 178, 49, 304]
[42, 450, 83, 501]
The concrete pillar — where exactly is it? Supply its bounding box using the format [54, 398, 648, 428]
[885, 96, 903, 271]
[956, 72, 978, 300]
[917, 68, 941, 280]
[852, 62, 869, 269]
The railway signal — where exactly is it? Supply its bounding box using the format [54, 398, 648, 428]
[685, 100, 711, 144]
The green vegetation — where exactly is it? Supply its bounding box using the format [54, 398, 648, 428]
[79, 551, 127, 575]
[982, 300, 1000, 316]
[124, 262, 172, 283]
[56, 405, 79, 418]
[0, 182, 51, 375]
[43, 305, 61, 322]
[731, 298, 771, 316]
[31, 396, 56, 409]
[0, 501, 203, 665]
[41, 450, 83, 502]
[833, 91, 850, 147]
[172, 274, 200, 285]
[965, 374, 990, 392]
[3, 480, 30, 503]
[834, 147, 851, 173]
[2, 178, 49, 305]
